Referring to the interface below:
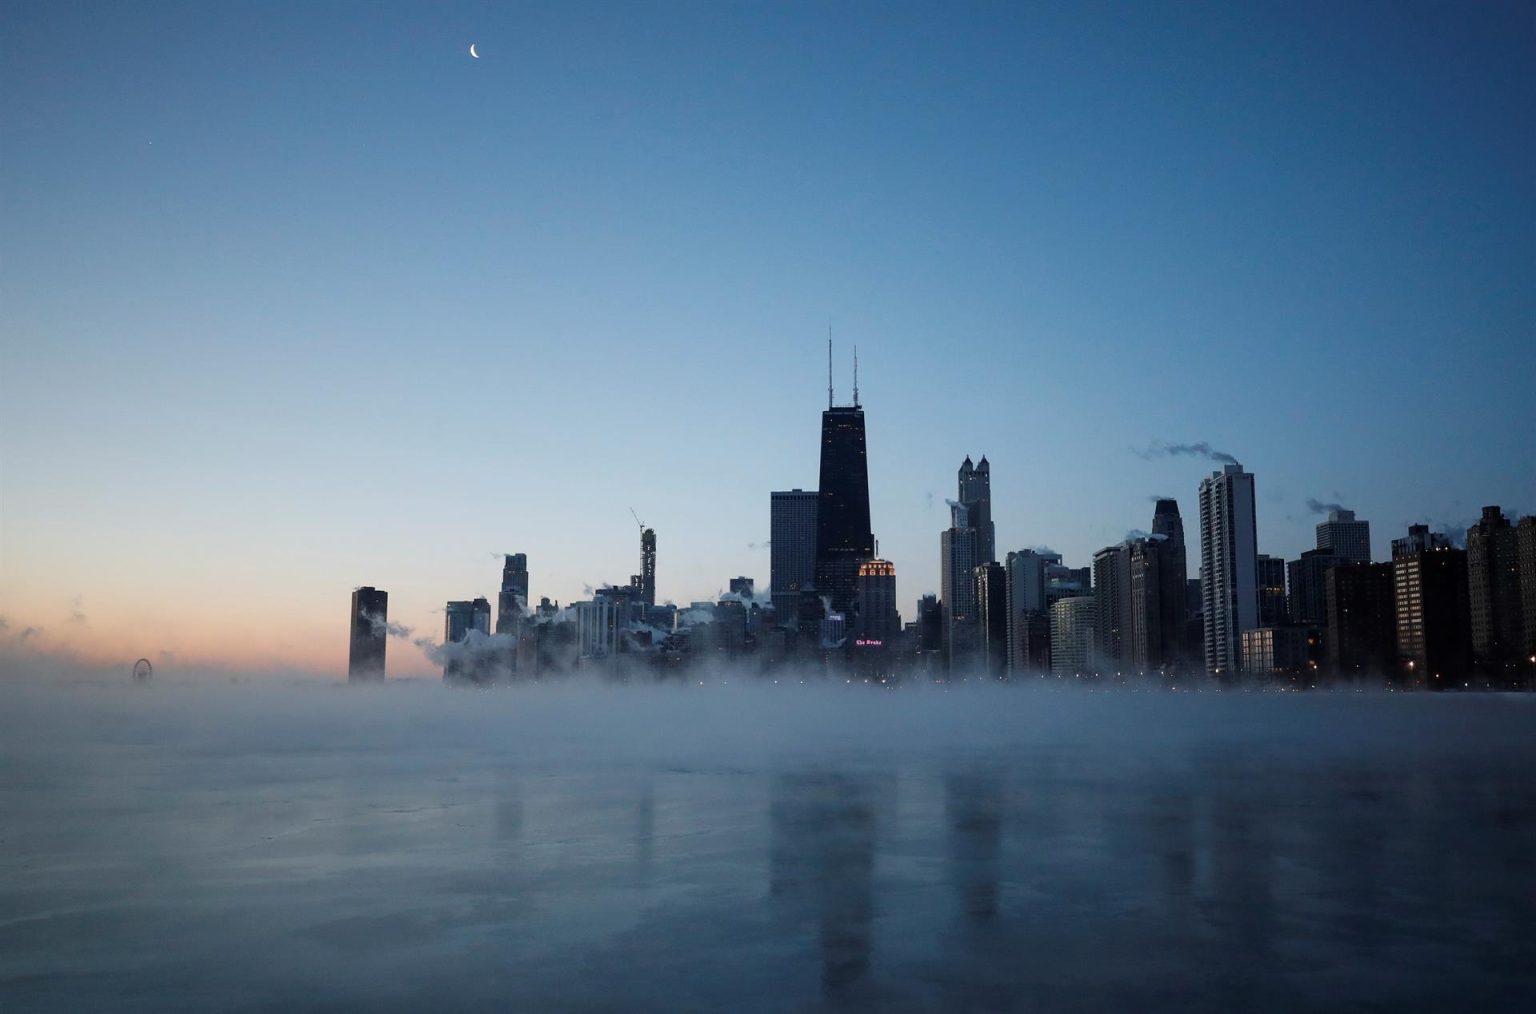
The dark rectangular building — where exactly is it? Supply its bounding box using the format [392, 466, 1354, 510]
[1326, 562, 1396, 678]
[348, 586, 388, 682]
[1393, 526, 1470, 687]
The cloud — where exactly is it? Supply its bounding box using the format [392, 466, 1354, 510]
[1306, 498, 1348, 515]
[69, 596, 88, 626]
[1125, 529, 1150, 541]
[412, 629, 518, 671]
[1133, 441, 1239, 466]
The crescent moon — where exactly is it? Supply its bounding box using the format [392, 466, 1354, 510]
[469, 43, 479, 59]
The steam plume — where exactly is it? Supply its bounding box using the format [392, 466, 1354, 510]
[1134, 441, 1239, 465]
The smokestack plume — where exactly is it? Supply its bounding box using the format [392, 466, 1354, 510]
[1134, 441, 1239, 466]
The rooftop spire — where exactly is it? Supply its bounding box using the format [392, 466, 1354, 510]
[853, 345, 860, 407]
[827, 327, 833, 409]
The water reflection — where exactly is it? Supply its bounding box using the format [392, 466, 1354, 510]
[945, 771, 1003, 925]
[769, 772, 885, 995]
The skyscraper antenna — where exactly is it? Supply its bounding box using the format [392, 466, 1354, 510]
[827, 328, 833, 409]
[853, 345, 860, 407]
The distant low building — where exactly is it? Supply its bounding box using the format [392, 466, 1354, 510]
[1239, 626, 1309, 677]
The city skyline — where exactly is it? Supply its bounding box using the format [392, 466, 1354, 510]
[3, 2, 1534, 678]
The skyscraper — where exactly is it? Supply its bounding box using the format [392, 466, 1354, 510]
[975, 561, 1007, 676]
[771, 489, 819, 621]
[1288, 548, 1346, 627]
[815, 399, 875, 617]
[496, 553, 529, 636]
[1050, 596, 1096, 677]
[1150, 498, 1190, 668]
[1392, 524, 1470, 686]
[1317, 509, 1371, 563]
[1004, 549, 1051, 674]
[1520, 516, 1536, 661]
[348, 586, 388, 682]
[915, 594, 942, 654]
[1092, 543, 1131, 669]
[1326, 562, 1397, 677]
[958, 456, 995, 565]
[1466, 506, 1523, 671]
[638, 528, 657, 607]
[940, 502, 979, 673]
[1199, 463, 1259, 675]
[443, 597, 493, 684]
[855, 559, 899, 644]
[1011, 610, 1051, 676]
[1257, 554, 1288, 626]
[1127, 537, 1175, 673]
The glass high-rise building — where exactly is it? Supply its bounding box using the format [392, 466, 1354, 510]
[940, 504, 979, 673]
[1257, 554, 1288, 626]
[1199, 463, 1259, 676]
[771, 489, 819, 622]
[975, 561, 1007, 676]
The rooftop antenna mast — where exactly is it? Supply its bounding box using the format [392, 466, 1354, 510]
[827, 327, 833, 409]
[853, 345, 860, 407]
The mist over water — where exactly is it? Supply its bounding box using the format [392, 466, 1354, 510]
[2, 677, 1533, 1011]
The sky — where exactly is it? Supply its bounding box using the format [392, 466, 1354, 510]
[2, 1, 1533, 677]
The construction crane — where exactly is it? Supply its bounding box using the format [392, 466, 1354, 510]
[630, 507, 645, 532]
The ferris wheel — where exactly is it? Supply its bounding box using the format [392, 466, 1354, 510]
[132, 658, 153, 682]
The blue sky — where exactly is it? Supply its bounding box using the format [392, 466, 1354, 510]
[2, 1, 1532, 674]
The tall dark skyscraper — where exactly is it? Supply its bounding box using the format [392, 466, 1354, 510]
[1392, 525, 1470, 686]
[1257, 554, 1288, 626]
[1288, 549, 1345, 627]
[1326, 562, 1397, 677]
[638, 527, 657, 607]
[496, 553, 529, 636]
[1466, 506, 1522, 670]
[1520, 516, 1536, 661]
[771, 489, 819, 622]
[348, 586, 388, 682]
[975, 561, 1008, 677]
[958, 455, 995, 565]
[1150, 498, 1189, 668]
[941, 503, 979, 672]
[814, 351, 875, 618]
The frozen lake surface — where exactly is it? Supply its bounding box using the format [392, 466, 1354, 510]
[2, 679, 1533, 1011]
